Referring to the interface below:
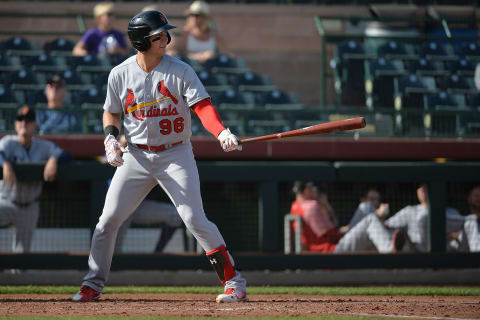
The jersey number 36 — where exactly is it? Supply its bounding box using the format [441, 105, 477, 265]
[159, 117, 184, 135]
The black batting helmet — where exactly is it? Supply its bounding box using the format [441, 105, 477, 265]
[127, 10, 176, 52]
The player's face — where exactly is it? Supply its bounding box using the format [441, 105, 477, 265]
[468, 187, 480, 211]
[366, 190, 380, 208]
[46, 82, 66, 107]
[15, 118, 37, 136]
[148, 32, 169, 52]
[417, 185, 428, 205]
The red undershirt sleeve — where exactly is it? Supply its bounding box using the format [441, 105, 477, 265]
[192, 98, 226, 138]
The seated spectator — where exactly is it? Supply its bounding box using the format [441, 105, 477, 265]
[290, 181, 404, 254]
[450, 186, 480, 252]
[333, 188, 405, 254]
[0, 106, 64, 253]
[36, 75, 82, 134]
[340, 188, 390, 233]
[177, 0, 230, 64]
[72, 2, 129, 57]
[384, 184, 460, 252]
[290, 181, 343, 253]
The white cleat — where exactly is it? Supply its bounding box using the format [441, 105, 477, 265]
[216, 288, 248, 303]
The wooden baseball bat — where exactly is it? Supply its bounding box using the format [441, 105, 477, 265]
[239, 117, 366, 144]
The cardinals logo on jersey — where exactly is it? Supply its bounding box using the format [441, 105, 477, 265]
[124, 82, 179, 121]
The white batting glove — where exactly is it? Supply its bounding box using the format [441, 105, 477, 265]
[218, 128, 242, 152]
[104, 134, 126, 167]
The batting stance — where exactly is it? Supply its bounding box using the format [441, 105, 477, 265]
[73, 10, 247, 303]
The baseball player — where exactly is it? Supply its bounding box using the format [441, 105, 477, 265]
[451, 186, 479, 252]
[73, 10, 247, 303]
[0, 106, 64, 253]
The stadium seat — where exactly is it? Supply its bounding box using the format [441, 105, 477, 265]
[74, 87, 106, 107]
[245, 111, 292, 136]
[331, 39, 373, 106]
[204, 54, 248, 74]
[43, 38, 75, 56]
[108, 54, 129, 67]
[377, 40, 417, 61]
[457, 41, 480, 61]
[257, 89, 303, 110]
[0, 53, 22, 72]
[365, 56, 406, 108]
[66, 55, 110, 72]
[231, 71, 276, 93]
[0, 85, 24, 106]
[217, 109, 245, 136]
[2, 36, 41, 56]
[23, 53, 67, 72]
[425, 91, 467, 136]
[197, 70, 230, 93]
[394, 74, 436, 136]
[408, 58, 448, 77]
[60, 69, 92, 90]
[447, 58, 476, 76]
[419, 41, 456, 61]
[176, 55, 202, 72]
[9, 69, 45, 90]
[26, 89, 47, 107]
[440, 74, 476, 94]
[212, 88, 255, 110]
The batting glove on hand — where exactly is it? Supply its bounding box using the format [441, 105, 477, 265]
[218, 128, 242, 152]
[104, 134, 126, 167]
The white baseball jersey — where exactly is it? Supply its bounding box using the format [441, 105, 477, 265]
[457, 214, 480, 252]
[104, 55, 209, 146]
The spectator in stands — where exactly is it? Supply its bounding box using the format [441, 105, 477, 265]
[383, 184, 461, 252]
[290, 181, 405, 254]
[449, 186, 480, 252]
[177, 0, 230, 64]
[340, 188, 390, 233]
[0, 106, 64, 253]
[290, 181, 343, 253]
[72, 2, 129, 57]
[36, 75, 82, 134]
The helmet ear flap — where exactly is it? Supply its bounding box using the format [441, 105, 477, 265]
[132, 39, 150, 52]
[166, 31, 171, 44]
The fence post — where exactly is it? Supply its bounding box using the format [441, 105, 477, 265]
[427, 181, 446, 253]
[258, 181, 279, 252]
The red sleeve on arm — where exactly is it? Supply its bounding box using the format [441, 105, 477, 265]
[192, 98, 226, 137]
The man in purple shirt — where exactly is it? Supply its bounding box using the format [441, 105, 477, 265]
[73, 2, 129, 56]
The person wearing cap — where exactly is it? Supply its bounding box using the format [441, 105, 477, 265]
[177, 0, 230, 64]
[72, 2, 129, 56]
[35, 75, 82, 134]
[0, 106, 64, 253]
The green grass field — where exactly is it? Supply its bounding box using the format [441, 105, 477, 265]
[1, 285, 479, 296]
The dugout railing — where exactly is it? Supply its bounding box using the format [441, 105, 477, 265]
[0, 161, 479, 271]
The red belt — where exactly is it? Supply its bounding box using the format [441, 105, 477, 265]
[135, 141, 183, 152]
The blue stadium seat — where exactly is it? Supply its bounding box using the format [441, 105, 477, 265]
[447, 58, 476, 76]
[74, 87, 106, 107]
[457, 41, 480, 61]
[419, 41, 455, 61]
[175, 55, 202, 72]
[9, 69, 45, 90]
[257, 89, 302, 110]
[365, 56, 406, 108]
[204, 55, 248, 74]
[197, 70, 230, 93]
[440, 74, 476, 94]
[331, 40, 373, 106]
[232, 71, 275, 93]
[212, 88, 255, 110]
[0, 85, 24, 106]
[43, 38, 75, 55]
[408, 58, 448, 77]
[2, 37, 40, 55]
[0, 53, 22, 72]
[66, 55, 110, 72]
[23, 53, 67, 72]
[425, 91, 466, 136]
[245, 111, 292, 136]
[377, 40, 417, 61]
